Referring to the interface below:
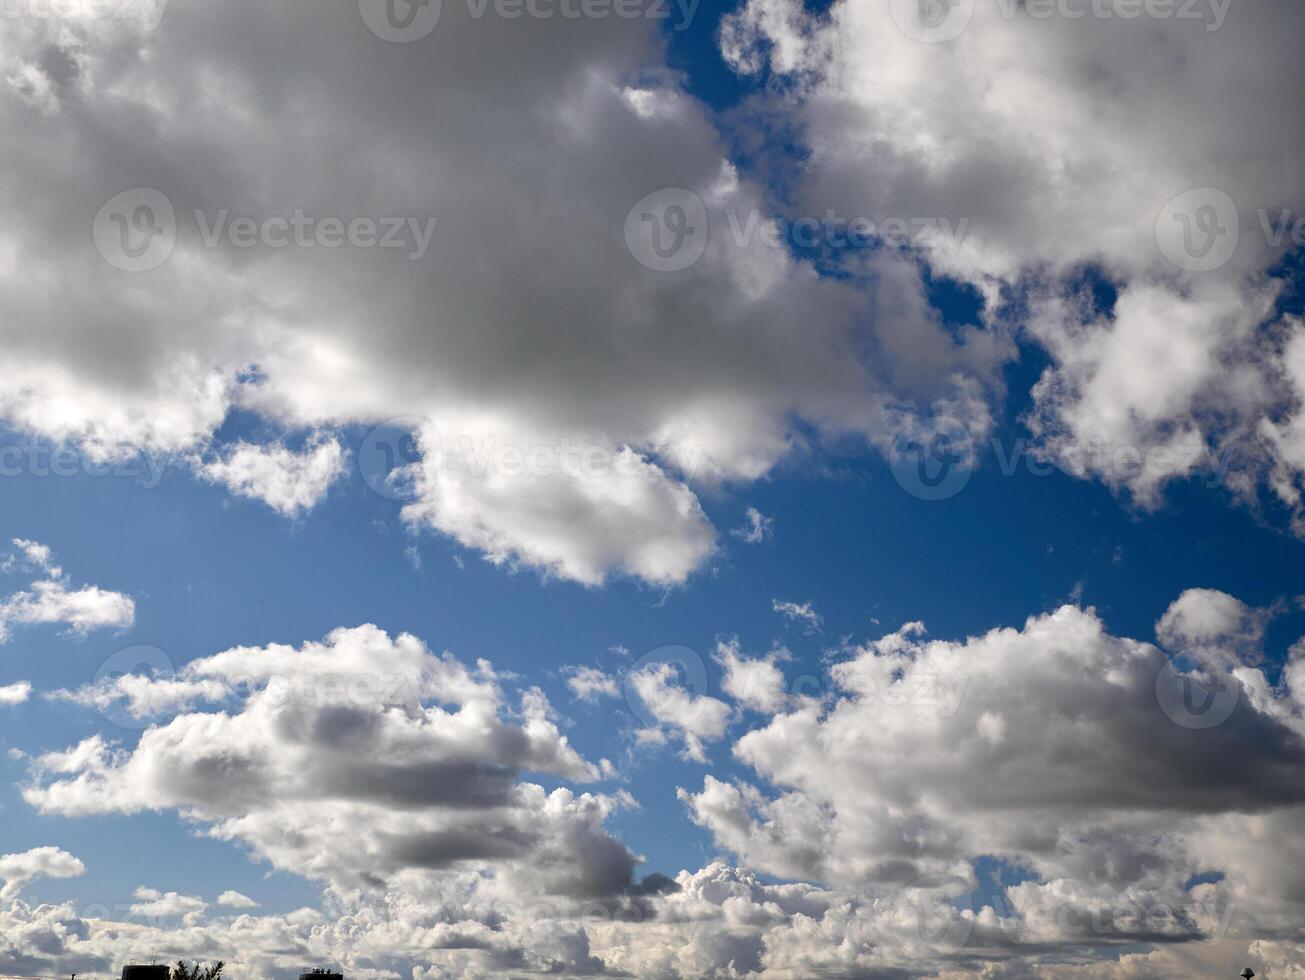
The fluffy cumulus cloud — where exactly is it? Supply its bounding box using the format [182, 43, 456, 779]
[0, 0, 1008, 588]
[565, 665, 621, 703]
[0, 680, 33, 704]
[0, 539, 134, 642]
[130, 887, 208, 925]
[714, 639, 789, 715]
[8, 592, 1305, 975]
[216, 890, 259, 909]
[196, 435, 347, 516]
[25, 625, 649, 906]
[721, 0, 1305, 522]
[0, 846, 85, 902]
[10, 625, 674, 977]
[628, 660, 732, 762]
[679, 590, 1305, 974]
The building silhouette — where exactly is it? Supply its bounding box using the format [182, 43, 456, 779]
[121, 967, 170, 980]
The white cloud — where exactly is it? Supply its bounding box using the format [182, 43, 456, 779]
[731, 507, 773, 545]
[217, 890, 259, 909]
[47, 673, 227, 722]
[565, 666, 620, 703]
[682, 595, 1305, 965]
[0, 0, 1005, 587]
[628, 662, 732, 762]
[721, 0, 1305, 524]
[0, 681, 32, 705]
[26, 625, 642, 904]
[0, 846, 85, 902]
[196, 436, 346, 517]
[400, 424, 716, 587]
[714, 639, 788, 715]
[10, 598, 1305, 976]
[1156, 587, 1270, 670]
[9, 538, 56, 573]
[0, 540, 134, 642]
[772, 598, 822, 634]
[130, 886, 207, 925]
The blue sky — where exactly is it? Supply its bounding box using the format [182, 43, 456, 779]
[3, 0, 1305, 976]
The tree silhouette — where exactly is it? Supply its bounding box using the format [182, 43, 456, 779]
[171, 961, 224, 980]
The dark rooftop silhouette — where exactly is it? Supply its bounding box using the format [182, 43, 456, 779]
[121, 968, 169, 980]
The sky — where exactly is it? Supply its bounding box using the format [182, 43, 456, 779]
[1, 0, 1305, 977]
